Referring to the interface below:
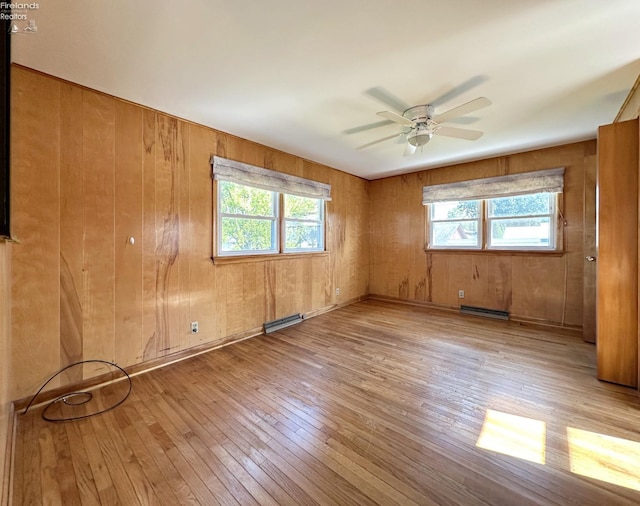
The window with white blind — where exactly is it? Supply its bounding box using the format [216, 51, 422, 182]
[423, 168, 564, 251]
[212, 157, 330, 257]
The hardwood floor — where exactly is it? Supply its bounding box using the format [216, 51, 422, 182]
[11, 300, 640, 505]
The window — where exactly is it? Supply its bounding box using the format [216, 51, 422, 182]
[430, 200, 481, 249]
[487, 193, 555, 249]
[212, 157, 330, 257]
[284, 194, 324, 252]
[423, 168, 564, 251]
[218, 181, 279, 255]
[427, 192, 557, 250]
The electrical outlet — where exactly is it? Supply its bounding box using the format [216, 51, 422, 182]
[336, 287, 340, 296]
[458, 290, 465, 299]
[191, 321, 199, 333]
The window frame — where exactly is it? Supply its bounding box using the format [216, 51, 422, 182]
[428, 199, 482, 250]
[217, 180, 280, 256]
[485, 193, 557, 250]
[426, 192, 561, 252]
[282, 193, 325, 253]
[215, 180, 326, 258]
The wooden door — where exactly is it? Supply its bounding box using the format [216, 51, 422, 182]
[596, 119, 639, 388]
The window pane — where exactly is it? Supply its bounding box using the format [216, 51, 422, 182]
[431, 220, 479, 248]
[285, 221, 323, 251]
[431, 200, 480, 220]
[489, 217, 552, 248]
[220, 181, 276, 216]
[284, 195, 322, 220]
[220, 217, 276, 252]
[488, 193, 552, 218]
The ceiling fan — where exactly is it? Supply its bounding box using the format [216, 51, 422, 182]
[359, 96, 492, 156]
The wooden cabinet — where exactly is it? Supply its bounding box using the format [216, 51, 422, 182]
[596, 118, 639, 387]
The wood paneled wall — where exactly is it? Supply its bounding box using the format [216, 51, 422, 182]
[0, 240, 11, 502]
[9, 66, 370, 400]
[369, 141, 596, 328]
[8, 65, 603, 404]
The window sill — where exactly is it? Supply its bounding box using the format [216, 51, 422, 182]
[424, 248, 565, 257]
[212, 251, 330, 265]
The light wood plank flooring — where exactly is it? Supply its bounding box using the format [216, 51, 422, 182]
[11, 300, 640, 505]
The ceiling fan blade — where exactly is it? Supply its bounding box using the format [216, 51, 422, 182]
[396, 131, 409, 144]
[365, 87, 410, 112]
[430, 75, 489, 107]
[342, 119, 394, 135]
[403, 143, 417, 157]
[447, 116, 479, 125]
[377, 111, 415, 127]
[357, 133, 401, 150]
[433, 97, 492, 124]
[434, 126, 483, 140]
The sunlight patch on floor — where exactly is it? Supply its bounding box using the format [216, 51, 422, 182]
[476, 409, 546, 464]
[567, 427, 640, 492]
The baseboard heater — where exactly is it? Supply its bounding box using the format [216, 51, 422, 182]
[264, 313, 304, 334]
[460, 305, 509, 320]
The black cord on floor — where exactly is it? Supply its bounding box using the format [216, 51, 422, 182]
[22, 359, 132, 423]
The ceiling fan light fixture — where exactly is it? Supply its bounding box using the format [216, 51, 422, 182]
[407, 128, 433, 147]
[353, 93, 490, 156]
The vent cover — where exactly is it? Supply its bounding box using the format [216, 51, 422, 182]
[264, 313, 304, 334]
[460, 305, 509, 320]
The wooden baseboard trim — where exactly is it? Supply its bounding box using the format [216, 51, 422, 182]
[303, 295, 366, 320]
[124, 327, 265, 380]
[12, 296, 367, 411]
[365, 294, 459, 314]
[365, 294, 582, 336]
[509, 314, 582, 334]
[1, 403, 15, 506]
[12, 326, 263, 411]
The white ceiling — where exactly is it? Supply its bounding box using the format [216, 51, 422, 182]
[11, 0, 640, 180]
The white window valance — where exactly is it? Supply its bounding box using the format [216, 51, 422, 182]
[211, 156, 331, 201]
[422, 167, 564, 205]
